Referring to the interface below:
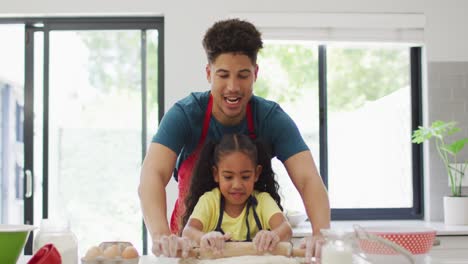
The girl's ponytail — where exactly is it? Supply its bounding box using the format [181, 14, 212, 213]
[181, 140, 219, 230]
[254, 139, 283, 211]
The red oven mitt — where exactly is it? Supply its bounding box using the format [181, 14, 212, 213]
[27, 243, 62, 264]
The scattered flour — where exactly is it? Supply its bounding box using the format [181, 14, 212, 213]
[178, 255, 303, 264]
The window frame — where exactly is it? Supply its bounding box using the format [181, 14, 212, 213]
[317, 45, 424, 220]
[258, 41, 423, 220]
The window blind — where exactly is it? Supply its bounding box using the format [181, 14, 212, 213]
[229, 13, 425, 44]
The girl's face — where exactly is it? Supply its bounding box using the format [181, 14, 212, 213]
[213, 151, 262, 208]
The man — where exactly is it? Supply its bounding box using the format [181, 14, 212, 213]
[139, 18, 330, 262]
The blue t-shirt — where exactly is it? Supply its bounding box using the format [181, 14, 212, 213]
[152, 91, 309, 173]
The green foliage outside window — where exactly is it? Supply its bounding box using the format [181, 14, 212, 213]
[327, 48, 409, 111]
[78, 31, 159, 109]
[79, 34, 409, 113]
[257, 44, 409, 112]
[256, 45, 318, 103]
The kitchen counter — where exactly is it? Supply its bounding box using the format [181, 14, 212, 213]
[292, 220, 468, 237]
[16, 255, 468, 264]
[288, 220, 468, 263]
[18, 221, 468, 264]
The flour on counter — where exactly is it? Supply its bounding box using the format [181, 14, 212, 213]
[179, 255, 303, 264]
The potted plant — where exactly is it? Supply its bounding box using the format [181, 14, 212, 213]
[412, 120, 468, 225]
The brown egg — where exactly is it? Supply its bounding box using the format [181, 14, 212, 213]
[121, 246, 139, 259]
[103, 244, 120, 259]
[84, 246, 103, 260]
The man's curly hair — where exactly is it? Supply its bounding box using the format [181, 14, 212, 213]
[202, 18, 263, 64]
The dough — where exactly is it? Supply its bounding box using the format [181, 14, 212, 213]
[178, 255, 303, 264]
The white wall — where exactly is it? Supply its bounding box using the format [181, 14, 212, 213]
[1, 0, 428, 107]
[425, 0, 468, 61]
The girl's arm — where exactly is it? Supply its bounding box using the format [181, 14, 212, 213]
[182, 218, 205, 244]
[253, 212, 292, 252]
[269, 212, 293, 241]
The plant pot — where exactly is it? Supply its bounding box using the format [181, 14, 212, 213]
[443, 196, 468, 225]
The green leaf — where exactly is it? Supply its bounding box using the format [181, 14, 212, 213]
[412, 126, 433, 143]
[412, 120, 461, 144]
[411, 120, 467, 196]
[441, 138, 468, 156]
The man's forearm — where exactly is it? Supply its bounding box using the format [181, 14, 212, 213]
[301, 180, 331, 235]
[139, 174, 171, 238]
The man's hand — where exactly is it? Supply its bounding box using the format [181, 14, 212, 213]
[252, 230, 280, 252]
[152, 234, 192, 258]
[300, 234, 325, 263]
[200, 231, 231, 255]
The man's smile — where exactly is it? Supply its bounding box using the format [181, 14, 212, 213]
[224, 96, 241, 104]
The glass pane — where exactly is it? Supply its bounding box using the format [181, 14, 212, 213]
[48, 30, 144, 255]
[0, 24, 25, 224]
[257, 41, 320, 213]
[327, 44, 412, 208]
[146, 30, 160, 145]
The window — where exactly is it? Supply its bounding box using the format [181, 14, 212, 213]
[240, 12, 425, 220]
[0, 17, 164, 255]
[257, 41, 422, 219]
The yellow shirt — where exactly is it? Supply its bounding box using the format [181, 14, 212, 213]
[190, 188, 282, 241]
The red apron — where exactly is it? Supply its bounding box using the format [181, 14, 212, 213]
[170, 94, 256, 234]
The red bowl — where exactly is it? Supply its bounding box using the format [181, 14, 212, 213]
[358, 226, 436, 255]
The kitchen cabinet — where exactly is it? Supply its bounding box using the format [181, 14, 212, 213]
[430, 235, 468, 260]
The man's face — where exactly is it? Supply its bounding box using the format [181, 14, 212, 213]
[206, 53, 258, 126]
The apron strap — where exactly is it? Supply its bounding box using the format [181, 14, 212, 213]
[215, 196, 225, 234]
[249, 196, 263, 231]
[215, 195, 263, 241]
[246, 101, 256, 139]
[199, 94, 214, 146]
[245, 201, 253, 241]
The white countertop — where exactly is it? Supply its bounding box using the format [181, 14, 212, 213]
[17, 221, 468, 264]
[292, 220, 468, 237]
[17, 255, 468, 264]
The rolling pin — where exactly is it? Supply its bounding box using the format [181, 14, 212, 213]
[178, 241, 306, 259]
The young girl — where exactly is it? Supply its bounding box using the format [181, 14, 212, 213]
[181, 133, 292, 255]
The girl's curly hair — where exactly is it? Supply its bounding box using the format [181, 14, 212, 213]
[202, 18, 263, 64]
[181, 133, 282, 231]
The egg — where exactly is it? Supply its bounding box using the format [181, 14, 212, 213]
[121, 246, 139, 259]
[103, 244, 120, 259]
[84, 246, 103, 260]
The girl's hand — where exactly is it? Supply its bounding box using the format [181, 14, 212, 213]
[253, 230, 280, 252]
[200, 231, 231, 255]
